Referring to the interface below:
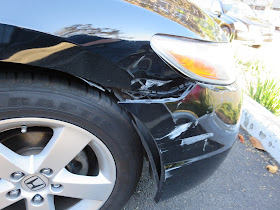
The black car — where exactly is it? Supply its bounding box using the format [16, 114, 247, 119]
[194, 0, 274, 47]
[0, 0, 242, 209]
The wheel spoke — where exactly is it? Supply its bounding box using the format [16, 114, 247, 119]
[34, 126, 92, 175]
[25, 195, 55, 210]
[52, 169, 114, 201]
[0, 143, 31, 180]
[0, 179, 18, 209]
[0, 118, 116, 209]
[67, 200, 103, 210]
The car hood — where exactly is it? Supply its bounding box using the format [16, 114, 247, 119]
[124, 0, 226, 42]
[232, 15, 272, 27]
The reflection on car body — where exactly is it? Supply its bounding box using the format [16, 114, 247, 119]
[193, 0, 274, 47]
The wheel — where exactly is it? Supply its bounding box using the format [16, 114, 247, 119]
[0, 70, 143, 210]
[221, 26, 232, 41]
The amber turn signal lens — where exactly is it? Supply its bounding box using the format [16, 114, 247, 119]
[150, 34, 236, 85]
[170, 52, 217, 79]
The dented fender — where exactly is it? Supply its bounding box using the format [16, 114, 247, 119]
[120, 82, 242, 201]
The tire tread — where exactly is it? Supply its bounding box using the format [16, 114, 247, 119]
[0, 69, 143, 209]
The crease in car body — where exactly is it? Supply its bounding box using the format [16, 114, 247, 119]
[0, 0, 242, 208]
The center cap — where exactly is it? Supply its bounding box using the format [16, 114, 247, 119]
[21, 174, 49, 192]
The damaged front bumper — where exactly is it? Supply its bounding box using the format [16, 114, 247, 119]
[120, 81, 242, 201]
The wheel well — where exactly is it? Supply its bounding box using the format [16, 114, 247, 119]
[220, 24, 231, 33]
[0, 61, 106, 90]
[0, 61, 161, 177]
[0, 61, 135, 125]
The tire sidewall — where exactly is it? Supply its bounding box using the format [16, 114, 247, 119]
[0, 86, 142, 209]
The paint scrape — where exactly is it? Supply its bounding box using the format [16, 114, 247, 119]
[163, 122, 192, 140]
[180, 133, 214, 146]
[131, 78, 172, 90]
[203, 139, 208, 151]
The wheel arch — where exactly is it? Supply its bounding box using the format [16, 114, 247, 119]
[219, 23, 235, 41]
[0, 61, 162, 189]
[0, 24, 133, 90]
[220, 23, 232, 33]
[0, 22, 163, 186]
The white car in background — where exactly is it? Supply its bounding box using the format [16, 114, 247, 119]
[257, 9, 280, 30]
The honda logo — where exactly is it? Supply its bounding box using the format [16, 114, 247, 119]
[24, 176, 46, 191]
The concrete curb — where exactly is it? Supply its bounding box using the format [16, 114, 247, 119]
[241, 94, 280, 163]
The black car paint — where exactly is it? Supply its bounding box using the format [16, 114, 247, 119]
[0, 0, 242, 201]
[120, 82, 242, 200]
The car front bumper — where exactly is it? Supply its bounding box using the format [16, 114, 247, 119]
[120, 81, 242, 201]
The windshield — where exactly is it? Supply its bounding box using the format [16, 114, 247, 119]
[223, 2, 256, 16]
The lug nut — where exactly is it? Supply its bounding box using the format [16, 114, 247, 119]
[21, 126, 27, 133]
[52, 184, 61, 188]
[11, 172, 24, 180]
[32, 194, 43, 204]
[8, 189, 20, 199]
[40, 168, 52, 176]
[51, 183, 63, 193]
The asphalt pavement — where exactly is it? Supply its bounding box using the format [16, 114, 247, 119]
[123, 127, 280, 210]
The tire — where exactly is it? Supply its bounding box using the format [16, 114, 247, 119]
[0, 70, 143, 210]
[221, 26, 232, 41]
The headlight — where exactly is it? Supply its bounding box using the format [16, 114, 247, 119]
[234, 22, 248, 32]
[151, 34, 236, 85]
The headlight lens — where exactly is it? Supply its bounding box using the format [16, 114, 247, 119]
[234, 22, 248, 32]
[150, 34, 236, 85]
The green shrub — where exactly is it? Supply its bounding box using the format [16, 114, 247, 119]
[248, 76, 280, 116]
[235, 56, 280, 116]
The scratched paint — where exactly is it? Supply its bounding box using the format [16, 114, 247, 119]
[131, 78, 172, 90]
[161, 122, 192, 140]
[180, 133, 214, 146]
[203, 139, 208, 151]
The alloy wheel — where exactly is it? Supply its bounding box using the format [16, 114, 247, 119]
[0, 118, 116, 210]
